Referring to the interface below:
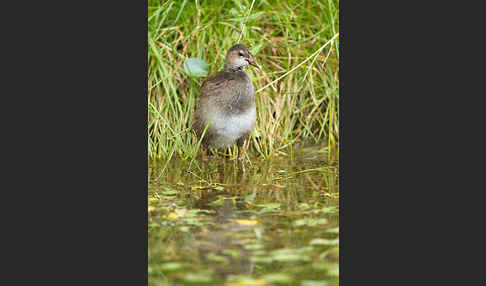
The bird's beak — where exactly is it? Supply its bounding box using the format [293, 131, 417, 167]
[247, 55, 260, 69]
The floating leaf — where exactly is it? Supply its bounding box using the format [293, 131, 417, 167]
[178, 226, 190, 232]
[186, 209, 212, 216]
[174, 208, 187, 217]
[148, 222, 159, 228]
[206, 253, 230, 264]
[207, 197, 227, 206]
[244, 193, 256, 202]
[326, 227, 339, 233]
[313, 207, 337, 214]
[243, 243, 264, 250]
[184, 58, 208, 77]
[262, 273, 293, 284]
[251, 256, 273, 263]
[294, 218, 328, 227]
[270, 248, 311, 262]
[222, 249, 241, 259]
[183, 271, 213, 283]
[167, 212, 180, 220]
[298, 203, 311, 210]
[257, 203, 281, 214]
[235, 219, 258, 226]
[161, 188, 178, 195]
[310, 238, 339, 246]
[226, 277, 268, 286]
[159, 262, 183, 271]
[301, 280, 329, 286]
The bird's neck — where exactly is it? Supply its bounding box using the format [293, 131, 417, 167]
[224, 65, 245, 72]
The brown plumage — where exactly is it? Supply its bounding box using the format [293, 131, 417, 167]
[192, 44, 259, 152]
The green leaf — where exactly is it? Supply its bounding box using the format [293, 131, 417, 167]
[293, 218, 328, 227]
[244, 193, 256, 202]
[184, 58, 208, 77]
[251, 256, 273, 263]
[159, 262, 183, 271]
[183, 270, 213, 283]
[206, 253, 230, 264]
[310, 238, 339, 246]
[262, 273, 293, 284]
[161, 188, 178, 195]
[257, 203, 281, 214]
[270, 248, 311, 262]
[326, 227, 339, 233]
[301, 280, 329, 286]
[243, 243, 264, 251]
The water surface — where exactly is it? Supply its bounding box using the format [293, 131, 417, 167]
[149, 145, 339, 286]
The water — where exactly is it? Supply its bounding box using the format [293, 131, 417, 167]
[148, 145, 339, 286]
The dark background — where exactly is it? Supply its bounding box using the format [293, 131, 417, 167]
[1, 0, 481, 284]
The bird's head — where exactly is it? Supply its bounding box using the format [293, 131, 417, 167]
[224, 44, 260, 71]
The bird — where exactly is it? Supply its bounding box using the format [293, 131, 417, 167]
[192, 43, 259, 158]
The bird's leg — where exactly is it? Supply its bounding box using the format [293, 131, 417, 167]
[236, 133, 249, 160]
[238, 146, 246, 160]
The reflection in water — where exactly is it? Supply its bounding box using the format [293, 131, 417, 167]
[148, 145, 339, 286]
[196, 197, 254, 277]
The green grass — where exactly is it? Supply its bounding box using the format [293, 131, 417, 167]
[148, 0, 339, 160]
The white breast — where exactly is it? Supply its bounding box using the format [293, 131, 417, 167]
[208, 107, 256, 147]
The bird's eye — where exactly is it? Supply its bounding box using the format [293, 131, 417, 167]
[239, 51, 245, 57]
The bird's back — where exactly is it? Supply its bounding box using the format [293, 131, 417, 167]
[200, 70, 250, 99]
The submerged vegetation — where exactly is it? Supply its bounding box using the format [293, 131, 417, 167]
[148, 0, 339, 160]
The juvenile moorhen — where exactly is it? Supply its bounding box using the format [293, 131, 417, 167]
[192, 44, 259, 157]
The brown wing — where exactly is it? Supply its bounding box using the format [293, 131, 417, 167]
[192, 72, 237, 144]
[199, 71, 240, 98]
